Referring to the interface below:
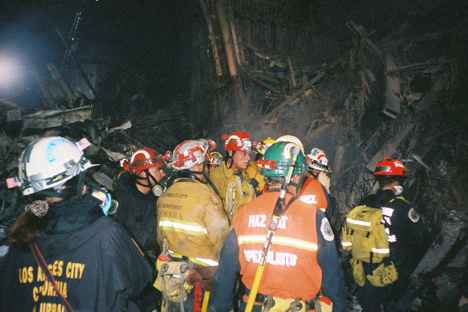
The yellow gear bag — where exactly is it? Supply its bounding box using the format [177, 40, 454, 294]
[366, 261, 398, 287]
[154, 258, 194, 303]
[341, 205, 390, 263]
[350, 258, 366, 287]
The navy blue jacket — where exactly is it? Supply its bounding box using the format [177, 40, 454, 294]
[0, 197, 152, 312]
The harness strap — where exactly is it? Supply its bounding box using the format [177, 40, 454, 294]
[263, 295, 275, 312]
[160, 263, 170, 311]
[30, 243, 74, 312]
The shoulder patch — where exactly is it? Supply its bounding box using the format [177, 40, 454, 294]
[320, 218, 334, 241]
[408, 208, 420, 223]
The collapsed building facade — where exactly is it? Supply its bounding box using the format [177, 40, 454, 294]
[1, 0, 467, 310]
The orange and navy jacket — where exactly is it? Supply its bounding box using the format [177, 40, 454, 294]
[211, 190, 347, 312]
[302, 173, 333, 220]
[233, 191, 321, 301]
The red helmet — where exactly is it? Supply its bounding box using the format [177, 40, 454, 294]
[374, 157, 406, 177]
[172, 139, 211, 171]
[129, 148, 165, 174]
[222, 131, 253, 153]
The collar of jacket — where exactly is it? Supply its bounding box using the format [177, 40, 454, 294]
[173, 177, 202, 184]
[44, 196, 103, 235]
[375, 188, 398, 206]
[114, 172, 145, 197]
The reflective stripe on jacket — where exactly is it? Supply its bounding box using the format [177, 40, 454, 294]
[157, 178, 229, 262]
[232, 192, 321, 301]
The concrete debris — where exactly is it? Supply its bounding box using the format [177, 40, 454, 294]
[383, 55, 401, 118]
[23, 106, 92, 129]
[1, 1, 467, 309]
[412, 211, 466, 277]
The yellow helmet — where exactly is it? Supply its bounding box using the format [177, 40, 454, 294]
[208, 151, 223, 166]
[255, 138, 276, 155]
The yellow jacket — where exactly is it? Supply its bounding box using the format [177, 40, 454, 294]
[209, 161, 256, 223]
[245, 161, 265, 195]
[157, 177, 229, 263]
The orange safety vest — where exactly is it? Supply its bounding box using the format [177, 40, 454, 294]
[232, 192, 322, 301]
[301, 175, 328, 213]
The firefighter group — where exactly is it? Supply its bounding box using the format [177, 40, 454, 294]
[0, 131, 431, 312]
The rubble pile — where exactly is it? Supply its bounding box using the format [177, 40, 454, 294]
[216, 1, 467, 309]
[0, 0, 467, 309]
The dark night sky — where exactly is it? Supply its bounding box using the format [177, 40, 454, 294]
[0, 0, 193, 106]
[0, 0, 448, 107]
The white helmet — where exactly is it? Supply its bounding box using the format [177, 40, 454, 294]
[19, 137, 95, 195]
[275, 135, 305, 154]
[307, 147, 331, 173]
[171, 139, 211, 171]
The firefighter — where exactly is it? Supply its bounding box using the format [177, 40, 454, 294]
[112, 148, 168, 312]
[246, 138, 275, 196]
[0, 137, 152, 311]
[211, 141, 347, 312]
[306, 147, 332, 194]
[305, 147, 335, 221]
[156, 139, 229, 312]
[210, 131, 256, 223]
[356, 157, 428, 312]
[113, 148, 167, 257]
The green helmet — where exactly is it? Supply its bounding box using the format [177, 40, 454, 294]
[257, 142, 306, 176]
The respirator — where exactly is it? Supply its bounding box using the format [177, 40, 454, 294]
[393, 185, 403, 196]
[151, 177, 167, 197]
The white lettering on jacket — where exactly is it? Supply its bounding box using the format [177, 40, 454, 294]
[299, 195, 317, 204]
[243, 250, 297, 266]
[248, 215, 288, 229]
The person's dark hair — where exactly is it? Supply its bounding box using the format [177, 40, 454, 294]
[8, 211, 47, 251]
[8, 174, 83, 251]
[264, 175, 285, 187]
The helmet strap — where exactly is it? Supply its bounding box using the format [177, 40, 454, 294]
[309, 170, 318, 179]
[295, 165, 308, 196]
[225, 151, 235, 169]
[135, 169, 158, 190]
[200, 161, 221, 197]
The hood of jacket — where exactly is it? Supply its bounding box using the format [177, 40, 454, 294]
[37, 196, 108, 258]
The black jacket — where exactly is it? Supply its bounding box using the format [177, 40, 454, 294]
[362, 189, 428, 275]
[0, 197, 152, 312]
[112, 173, 159, 252]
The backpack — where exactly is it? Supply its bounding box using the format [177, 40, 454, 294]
[341, 205, 389, 263]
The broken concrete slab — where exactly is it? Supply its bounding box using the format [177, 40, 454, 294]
[23, 106, 92, 129]
[383, 55, 401, 118]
